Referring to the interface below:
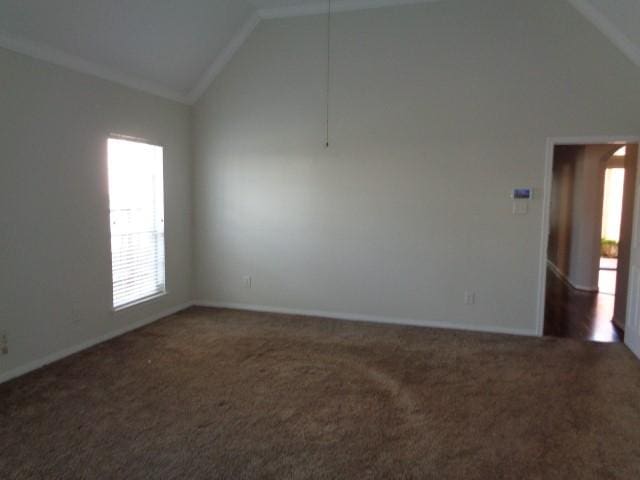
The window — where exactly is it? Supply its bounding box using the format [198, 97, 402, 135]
[613, 146, 626, 157]
[107, 137, 165, 309]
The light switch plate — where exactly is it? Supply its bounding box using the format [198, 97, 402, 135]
[512, 201, 528, 215]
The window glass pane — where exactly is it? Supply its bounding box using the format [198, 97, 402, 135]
[107, 138, 165, 309]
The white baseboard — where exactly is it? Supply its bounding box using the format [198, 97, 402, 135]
[0, 302, 193, 385]
[546, 260, 598, 292]
[193, 300, 537, 337]
[0, 298, 538, 386]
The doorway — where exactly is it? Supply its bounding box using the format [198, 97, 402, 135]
[542, 142, 638, 342]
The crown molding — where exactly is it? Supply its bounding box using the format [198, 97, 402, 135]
[186, 12, 261, 104]
[0, 1, 439, 106]
[567, 0, 640, 68]
[188, 0, 440, 104]
[2, 0, 638, 108]
[257, 0, 437, 19]
[0, 31, 189, 104]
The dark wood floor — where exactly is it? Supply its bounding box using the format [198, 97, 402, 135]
[544, 268, 622, 343]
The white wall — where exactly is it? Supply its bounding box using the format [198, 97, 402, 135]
[567, 145, 613, 290]
[3, 0, 640, 382]
[193, 0, 640, 334]
[614, 144, 639, 329]
[548, 144, 615, 290]
[0, 47, 192, 381]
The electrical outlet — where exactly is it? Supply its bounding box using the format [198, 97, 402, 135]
[243, 276, 252, 289]
[71, 303, 81, 325]
[464, 291, 476, 305]
[0, 332, 7, 355]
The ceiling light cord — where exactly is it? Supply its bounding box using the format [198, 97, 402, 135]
[325, 0, 331, 148]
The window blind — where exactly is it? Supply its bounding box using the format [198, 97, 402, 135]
[107, 138, 165, 309]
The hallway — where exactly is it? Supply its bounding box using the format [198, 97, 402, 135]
[544, 267, 622, 343]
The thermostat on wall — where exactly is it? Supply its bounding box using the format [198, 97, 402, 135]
[512, 188, 533, 200]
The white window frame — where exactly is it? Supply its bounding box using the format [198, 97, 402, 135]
[107, 135, 167, 311]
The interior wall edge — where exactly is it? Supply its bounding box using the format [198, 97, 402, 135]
[192, 300, 538, 338]
[546, 259, 599, 292]
[0, 39, 189, 105]
[0, 302, 194, 386]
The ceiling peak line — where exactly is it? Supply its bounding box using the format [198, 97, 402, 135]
[187, 0, 440, 104]
[189, 0, 640, 105]
[186, 12, 261, 104]
[1, 0, 638, 107]
[256, 0, 438, 20]
[566, 0, 640, 69]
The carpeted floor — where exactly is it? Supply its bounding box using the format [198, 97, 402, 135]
[2, 307, 640, 479]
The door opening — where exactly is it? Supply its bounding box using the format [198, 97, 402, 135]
[542, 142, 638, 343]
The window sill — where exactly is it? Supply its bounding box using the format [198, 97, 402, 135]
[112, 291, 168, 312]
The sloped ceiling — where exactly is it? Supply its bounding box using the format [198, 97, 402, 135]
[0, 0, 253, 102]
[568, 0, 640, 67]
[0, 0, 638, 104]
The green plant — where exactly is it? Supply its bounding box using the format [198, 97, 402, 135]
[601, 238, 619, 258]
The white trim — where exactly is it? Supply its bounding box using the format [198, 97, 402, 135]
[193, 300, 537, 337]
[536, 135, 640, 337]
[546, 260, 565, 280]
[567, 0, 640, 69]
[541, 136, 637, 146]
[113, 291, 168, 312]
[109, 133, 165, 148]
[186, 13, 261, 103]
[188, 0, 442, 104]
[626, 266, 640, 357]
[0, 32, 189, 104]
[547, 260, 598, 292]
[3, 0, 638, 107]
[0, 302, 193, 385]
[188, 0, 640, 105]
[624, 149, 640, 358]
[546, 260, 572, 287]
[257, 0, 439, 19]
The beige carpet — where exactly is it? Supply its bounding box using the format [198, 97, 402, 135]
[2, 307, 640, 479]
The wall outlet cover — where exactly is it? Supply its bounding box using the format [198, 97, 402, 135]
[464, 292, 476, 305]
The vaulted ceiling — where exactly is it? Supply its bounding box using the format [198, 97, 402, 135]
[0, 0, 638, 104]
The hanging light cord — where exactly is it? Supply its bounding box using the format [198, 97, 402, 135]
[325, 0, 331, 148]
